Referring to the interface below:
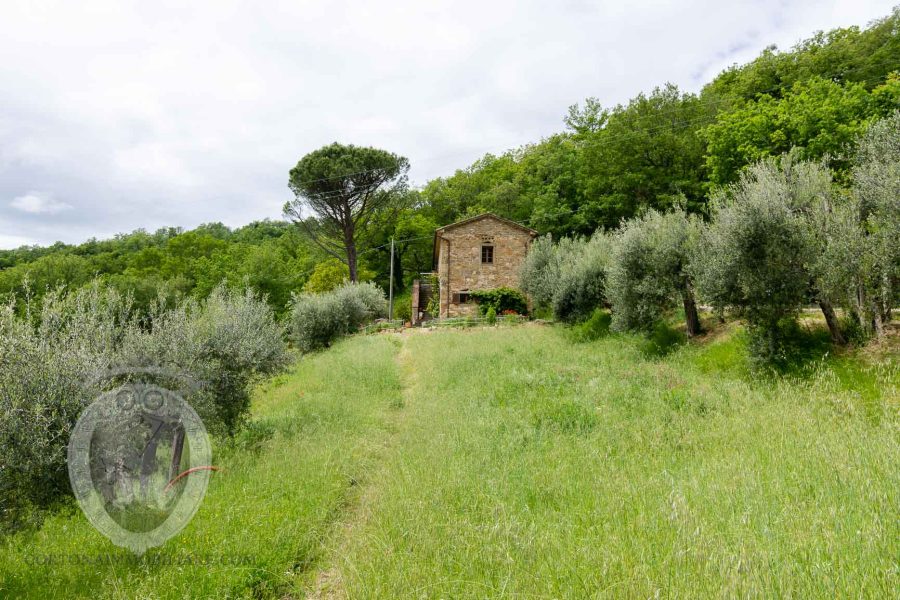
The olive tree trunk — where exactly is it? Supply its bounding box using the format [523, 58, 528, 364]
[873, 309, 885, 338]
[818, 300, 846, 345]
[681, 284, 703, 338]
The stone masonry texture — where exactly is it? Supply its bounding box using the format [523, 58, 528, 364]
[435, 214, 537, 318]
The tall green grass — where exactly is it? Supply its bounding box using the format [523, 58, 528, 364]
[0, 336, 402, 599]
[3, 325, 898, 598]
[318, 326, 899, 598]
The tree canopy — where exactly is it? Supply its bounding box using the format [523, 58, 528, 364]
[285, 143, 410, 281]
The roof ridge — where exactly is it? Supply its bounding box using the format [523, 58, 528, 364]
[435, 212, 538, 234]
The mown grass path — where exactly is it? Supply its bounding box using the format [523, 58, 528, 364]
[1, 325, 898, 598]
[303, 335, 415, 599]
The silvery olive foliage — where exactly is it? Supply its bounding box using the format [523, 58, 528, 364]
[333, 280, 388, 330]
[692, 156, 817, 366]
[519, 235, 562, 311]
[519, 233, 611, 322]
[0, 285, 125, 530]
[143, 286, 291, 436]
[520, 113, 898, 366]
[815, 112, 900, 338]
[289, 281, 387, 352]
[0, 283, 288, 532]
[607, 208, 703, 336]
[859, 113, 900, 318]
[553, 233, 612, 323]
[288, 292, 346, 354]
[791, 113, 900, 342]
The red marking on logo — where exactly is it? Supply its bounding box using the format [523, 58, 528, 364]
[164, 466, 220, 494]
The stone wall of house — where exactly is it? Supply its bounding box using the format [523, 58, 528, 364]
[436, 216, 536, 318]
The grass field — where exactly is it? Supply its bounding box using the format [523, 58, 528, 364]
[2, 322, 898, 598]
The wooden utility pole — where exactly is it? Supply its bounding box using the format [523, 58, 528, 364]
[388, 236, 395, 320]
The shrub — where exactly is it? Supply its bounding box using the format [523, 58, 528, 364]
[637, 322, 686, 358]
[287, 292, 345, 353]
[289, 281, 386, 352]
[334, 281, 387, 330]
[0, 287, 122, 531]
[485, 306, 497, 325]
[392, 291, 412, 322]
[743, 317, 804, 372]
[0, 283, 288, 533]
[569, 308, 612, 342]
[154, 286, 289, 435]
[469, 287, 528, 316]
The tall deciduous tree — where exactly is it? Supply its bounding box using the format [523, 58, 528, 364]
[701, 8, 900, 104]
[702, 76, 900, 186]
[285, 143, 409, 282]
[575, 84, 713, 228]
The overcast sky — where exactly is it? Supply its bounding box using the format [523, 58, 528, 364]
[0, 0, 895, 248]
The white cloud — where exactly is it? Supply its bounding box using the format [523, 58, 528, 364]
[0, 233, 35, 248]
[10, 191, 72, 215]
[0, 0, 895, 248]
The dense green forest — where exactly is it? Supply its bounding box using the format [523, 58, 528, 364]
[2, 8, 899, 314]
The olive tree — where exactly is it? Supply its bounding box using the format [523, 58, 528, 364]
[1, 283, 288, 532]
[776, 156, 848, 345]
[848, 112, 900, 336]
[607, 208, 703, 336]
[808, 113, 900, 341]
[811, 198, 872, 340]
[520, 233, 611, 322]
[552, 232, 612, 322]
[288, 281, 386, 352]
[693, 158, 814, 365]
[518, 234, 560, 312]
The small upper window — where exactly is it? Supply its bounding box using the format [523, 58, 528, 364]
[481, 245, 494, 264]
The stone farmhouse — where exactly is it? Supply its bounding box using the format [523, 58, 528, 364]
[411, 213, 538, 322]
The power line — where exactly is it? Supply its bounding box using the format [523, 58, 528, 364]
[360, 234, 433, 255]
[287, 233, 434, 285]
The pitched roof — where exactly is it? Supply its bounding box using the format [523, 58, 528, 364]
[434, 212, 538, 235]
[432, 213, 539, 269]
